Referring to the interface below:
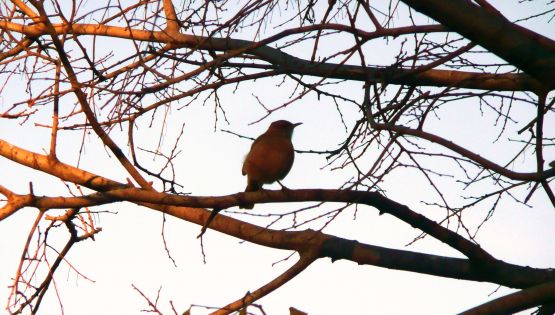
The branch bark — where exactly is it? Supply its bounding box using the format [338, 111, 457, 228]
[211, 250, 319, 315]
[370, 122, 555, 182]
[1, 138, 554, 290]
[460, 280, 555, 315]
[0, 20, 542, 91]
[400, 0, 555, 90]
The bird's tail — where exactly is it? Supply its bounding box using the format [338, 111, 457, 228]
[240, 181, 261, 209]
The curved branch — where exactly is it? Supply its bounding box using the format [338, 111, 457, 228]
[9, 187, 555, 289]
[211, 250, 318, 315]
[12, 0, 41, 23]
[400, 0, 555, 90]
[460, 280, 555, 315]
[0, 21, 541, 91]
[23, 187, 494, 262]
[0, 37, 34, 62]
[371, 122, 555, 182]
[30, 1, 153, 190]
[0, 139, 124, 192]
[1, 139, 554, 289]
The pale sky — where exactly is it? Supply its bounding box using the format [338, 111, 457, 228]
[1, 1, 554, 314]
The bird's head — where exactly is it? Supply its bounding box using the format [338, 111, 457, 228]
[268, 120, 302, 137]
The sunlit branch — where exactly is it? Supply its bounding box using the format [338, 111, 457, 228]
[1, 1, 554, 313]
[211, 250, 318, 315]
[6, 210, 44, 312]
[30, 0, 153, 190]
[1, 138, 554, 289]
[0, 20, 542, 91]
[161, 0, 179, 34]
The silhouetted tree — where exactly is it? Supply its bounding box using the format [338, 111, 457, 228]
[1, 1, 554, 314]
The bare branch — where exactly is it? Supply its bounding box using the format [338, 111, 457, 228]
[211, 250, 318, 315]
[400, 0, 555, 89]
[460, 280, 555, 315]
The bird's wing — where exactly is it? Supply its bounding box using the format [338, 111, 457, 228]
[242, 135, 265, 175]
[242, 159, 247, 175]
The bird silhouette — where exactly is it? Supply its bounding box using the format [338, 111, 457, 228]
[241, 120, 301, 209]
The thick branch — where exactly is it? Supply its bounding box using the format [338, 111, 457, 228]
[9, 188, 555, 289]
[460, 280, 555, 315]
[401, 0, 555, 90]
[161, 0, 179, 33]
[7, 188, 555, 289]
[0, 21, 541, 91]
[0, 139, 123, 192]
[1, 139, 554, 289]
[21, 187, 494, 261]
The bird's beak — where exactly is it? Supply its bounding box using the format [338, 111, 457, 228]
[293, 122, 302, 128]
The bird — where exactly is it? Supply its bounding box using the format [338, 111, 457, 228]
[241, 120, 302, 209]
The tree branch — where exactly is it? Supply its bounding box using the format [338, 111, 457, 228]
[460, 280, 555, 315]
[1, 139, 554, 291]
[9, 186, 555, 289]
[211, 250, 319, 315]
[30, 1, 153, 190]
[370, 122, 555, 182]
[400, 0, 555, 90]
[0, 20, 542, 91]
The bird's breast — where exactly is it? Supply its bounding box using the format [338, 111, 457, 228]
[242, 134, 295, 183]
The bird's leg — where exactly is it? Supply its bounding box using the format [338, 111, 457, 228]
[277, 180, 290, 190]
[197, 207, 222, 238]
